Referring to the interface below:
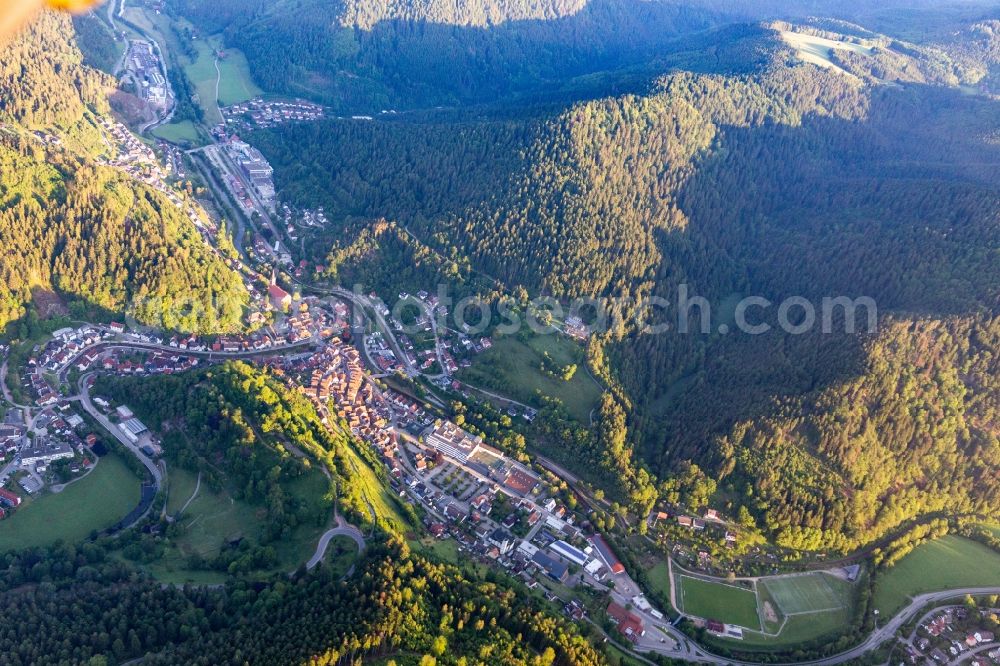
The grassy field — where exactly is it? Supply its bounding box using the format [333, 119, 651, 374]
[215, 47, 261, 105]
[762, 572, 850, 615]
[135, 8, 260, 126]
[780, 31, 874, 73]
[152, 120, 202, 145]
[184, 36, 261, 121]
[165, 466, 199, 516]
[147, 467, 332, 583]
[648, 561, 672, 600]
[671, 565, 859, 648]
[325, 534, 360, 578]
[342, 438, 413, 533]
[736, 608, 852, 648]
[605, 643, 648, 666]
[411, 536, 461, 564]
[874, 535, 1000, 615]
[459, 333, 602, 422]
[0, 454, 141, 550]
[677, 575, 760, 629]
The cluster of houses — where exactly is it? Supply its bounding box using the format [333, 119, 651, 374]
[365, 331, 406, 374]
[908, 606, 1000, 665]
[0, 404, 97, 504]
[157, 140, 186, 179]
[562, 315, 590, 342]
[98, 120, 209, 241]
[390, 290, 501, 377]
[280, 339, 396, 457]
[645, 506, 746, 574]
[91, 348, 200, 377]
[387, 417, 641, 601]
[219, 98, 326, 132]
[281, 204, 329, 233]
[0, 423, 24, 457]
[221, 156, 258, 216]
[33, 326, 111, 374]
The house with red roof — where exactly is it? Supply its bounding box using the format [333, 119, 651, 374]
[607, 602, 645, 642]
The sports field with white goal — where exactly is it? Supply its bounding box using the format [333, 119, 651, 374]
[674, 567, 857, 645]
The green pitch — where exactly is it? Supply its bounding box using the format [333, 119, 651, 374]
[762, 573, 848, 615]
[677, 575, 761, 630]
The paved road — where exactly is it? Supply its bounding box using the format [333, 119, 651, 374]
[306, 517, 366, 570]
[795, 588, 1000, 666]
[75, 373, 162, 490]
[56, 338, 317, 381]
[634, 587, 1000, 666]
[0, 358, 31, 412]
[951, 641, 1000, 665]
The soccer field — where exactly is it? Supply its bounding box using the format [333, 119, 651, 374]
[762, 573, 848, 615]
[677, 575, 761, 630]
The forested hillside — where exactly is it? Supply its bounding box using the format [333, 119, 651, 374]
[256, 23, 1000, 549]
[95, 362, 404, 535]
[172, 0, 996, 110]
[0, 538, 605, 665]
[0, 11, 110, 128]
[0, 12, 247, 334]
[173, 0, 734, 110]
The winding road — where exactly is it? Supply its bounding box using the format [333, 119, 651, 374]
[306, 517, 366, 570]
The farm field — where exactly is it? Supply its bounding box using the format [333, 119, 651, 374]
[459, 333, 601, 422]
[677, 575, 760, 630]
[179, 31, 260, 123]
[137, 8, 260, 126]
[215, 47, 261, 105]
[873, 535, 1000, 615]
[0, 453, 141, 550]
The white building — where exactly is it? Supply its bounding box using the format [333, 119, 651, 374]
[119, 418, 149, 444]
[20, 439, 74, 467]
[424, 421, 483, 463]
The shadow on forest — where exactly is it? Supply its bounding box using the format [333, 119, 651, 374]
[229, 0, 779, 112]
[629, 80, 1000, 472]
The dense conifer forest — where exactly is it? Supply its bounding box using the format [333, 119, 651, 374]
[249, 21, 1000, 548]
[0, 2, 998, 663]
[0, 538, 604, 665]
[0, 13, 247, 335]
